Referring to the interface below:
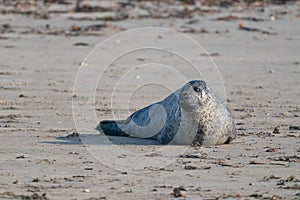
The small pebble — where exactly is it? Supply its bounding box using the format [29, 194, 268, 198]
[173, 186, 187, 198]
[83, 189, 90, 193]
[269, 70, 275, 74]
[273, 126, 280, 134]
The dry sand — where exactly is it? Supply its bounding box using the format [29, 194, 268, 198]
[0, 1, 300, 199]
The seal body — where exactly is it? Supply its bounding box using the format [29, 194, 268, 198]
[97, 80, 236, 146]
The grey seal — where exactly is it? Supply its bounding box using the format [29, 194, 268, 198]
[96, 80, 236, 146]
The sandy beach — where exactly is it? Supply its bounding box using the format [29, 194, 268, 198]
[0, 0, 300, 199]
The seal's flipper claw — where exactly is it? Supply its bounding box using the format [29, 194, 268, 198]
[96, 120, 129, 137]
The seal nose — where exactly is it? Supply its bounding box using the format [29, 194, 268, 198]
[200, 90, 205, 98]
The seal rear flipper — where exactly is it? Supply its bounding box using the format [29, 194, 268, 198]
[96, 120, 130, 137]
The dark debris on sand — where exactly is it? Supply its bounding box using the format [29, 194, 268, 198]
[0, 0, 298, 21]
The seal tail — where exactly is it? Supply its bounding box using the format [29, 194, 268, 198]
[96, 120, 130, 137]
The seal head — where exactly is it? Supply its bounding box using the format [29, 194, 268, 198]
[179, 80, 212, 111]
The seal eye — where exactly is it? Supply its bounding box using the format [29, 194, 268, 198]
[193, 87, 201, 93]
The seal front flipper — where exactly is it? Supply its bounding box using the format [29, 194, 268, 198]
[96, 120, 130, 137]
